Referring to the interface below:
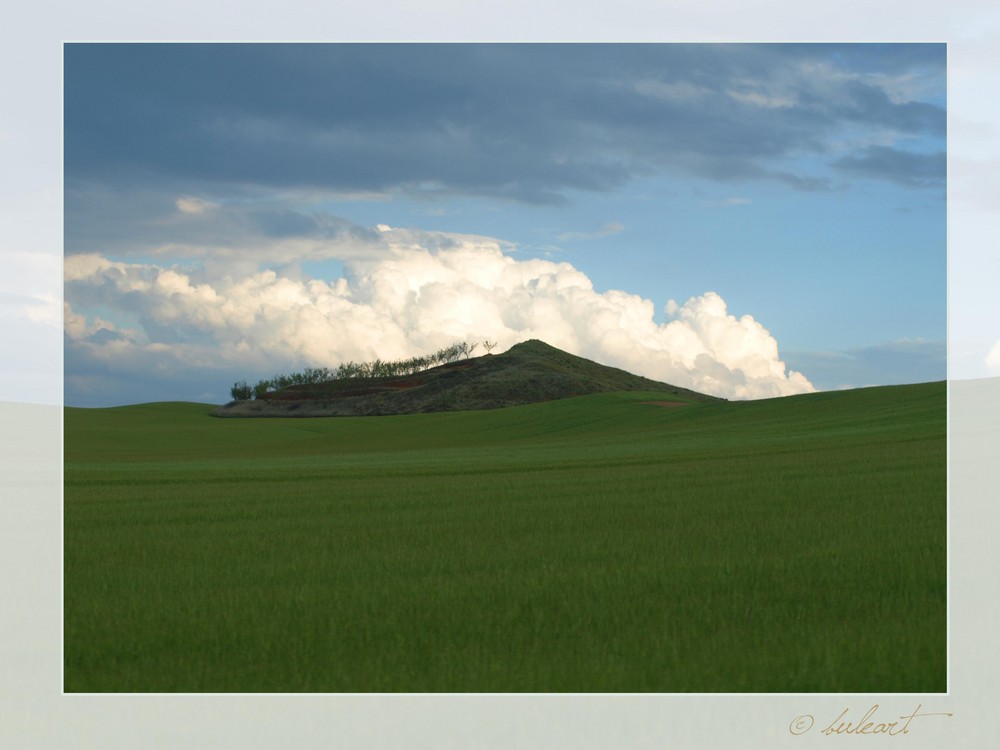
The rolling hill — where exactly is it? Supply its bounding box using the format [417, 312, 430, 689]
[64, 381, 946, 692]
[213, 338, 722, 417]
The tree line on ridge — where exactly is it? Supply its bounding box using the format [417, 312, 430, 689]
[230, 339, 498, 401]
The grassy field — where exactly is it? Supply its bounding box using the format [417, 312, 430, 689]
[64, 383, 946, 693]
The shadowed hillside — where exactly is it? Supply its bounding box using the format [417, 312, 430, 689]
[213, 339, 722, 417]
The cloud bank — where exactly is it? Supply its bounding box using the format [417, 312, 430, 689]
[65, 228, 813, 404]
[65, 44, 945, 205]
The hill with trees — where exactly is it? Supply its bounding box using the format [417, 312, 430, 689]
[213, 339, 721, 417]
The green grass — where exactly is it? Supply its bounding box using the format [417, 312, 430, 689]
[64, 384, 946, 692]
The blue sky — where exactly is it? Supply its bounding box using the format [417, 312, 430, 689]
[63, 43, 946, 406]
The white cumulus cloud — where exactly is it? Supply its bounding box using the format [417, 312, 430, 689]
[64, 230, 814, 402]
[175, 196, 219, 215]
[987, 340, 1000, 374]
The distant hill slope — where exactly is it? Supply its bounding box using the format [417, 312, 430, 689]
[213, 339, 722, 417]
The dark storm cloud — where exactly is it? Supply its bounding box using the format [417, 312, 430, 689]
[833, 146, 946, 188]
[64, 43, 945, 203]
[63, 181, 381, 258]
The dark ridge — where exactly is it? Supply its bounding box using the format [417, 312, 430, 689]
[212, 339, 722, 417]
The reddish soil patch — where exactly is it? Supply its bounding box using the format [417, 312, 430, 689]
[382, 378, 422, 390]
[642, 401, 691, 408]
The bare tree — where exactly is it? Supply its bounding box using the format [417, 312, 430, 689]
[482, 340, 497, 354]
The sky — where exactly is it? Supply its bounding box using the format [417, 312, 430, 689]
[61, 43, 948, 406]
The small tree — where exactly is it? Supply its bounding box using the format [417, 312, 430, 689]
[482, 340, 497, 354]
[230, 380, 252, 401]
[437, 343, 463, 363]
[253, 379, 272, 400]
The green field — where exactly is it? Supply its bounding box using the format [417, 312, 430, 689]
[64, 384, 946, 692]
